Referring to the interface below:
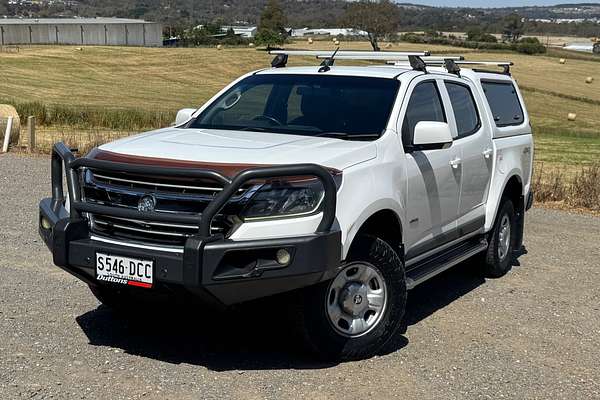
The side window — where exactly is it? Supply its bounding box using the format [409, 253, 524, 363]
[481, 81, 524, 127]
[402, 81, 446, 149]
[446, 82, 481, 138]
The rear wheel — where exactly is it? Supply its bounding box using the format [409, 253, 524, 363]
[481, 198, 516, 278]
[297, 235, 407, 360]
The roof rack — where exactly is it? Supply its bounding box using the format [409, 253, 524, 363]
[267, 50, 513, 75]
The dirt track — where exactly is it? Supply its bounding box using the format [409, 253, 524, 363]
[1, 153, 599, 399]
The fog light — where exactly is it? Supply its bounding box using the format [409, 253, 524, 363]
[276, 249, 291, 265]
[41, 217, 52, 230]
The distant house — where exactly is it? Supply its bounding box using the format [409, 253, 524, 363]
[220, 26, 257, 38]
[289, 28, 368, 37]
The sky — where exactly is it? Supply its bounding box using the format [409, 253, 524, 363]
[403, 0, 600, 7]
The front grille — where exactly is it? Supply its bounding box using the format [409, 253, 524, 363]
[91, 172, 241, 197]
[82, 169, 254, 246]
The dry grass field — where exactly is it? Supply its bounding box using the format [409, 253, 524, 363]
[1, 41, 598, 199]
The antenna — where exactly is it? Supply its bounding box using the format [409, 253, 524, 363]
[318, 47, 340, 73]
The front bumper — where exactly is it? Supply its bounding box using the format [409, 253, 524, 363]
[39, 142, 341, 306]
[40, 198, 341, 306]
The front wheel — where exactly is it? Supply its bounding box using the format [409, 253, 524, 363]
[297, 235, 407, 360]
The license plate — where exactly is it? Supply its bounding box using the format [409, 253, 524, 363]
[96, 252, 153, 288]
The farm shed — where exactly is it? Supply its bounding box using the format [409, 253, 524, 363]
[0, 18, 162, 47]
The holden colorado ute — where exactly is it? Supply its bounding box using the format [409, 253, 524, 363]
[39, 51, 534, 360]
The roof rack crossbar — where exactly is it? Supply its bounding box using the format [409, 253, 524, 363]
[268, 50, 431, 58]
[317, 55, 464, 61]
[390, 60, 513, 75]
[389, 60, 513, 66]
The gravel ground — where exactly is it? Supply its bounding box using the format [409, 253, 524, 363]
[1, 152, 599, 400]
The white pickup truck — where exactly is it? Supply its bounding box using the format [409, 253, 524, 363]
[39, 51, 533, 360]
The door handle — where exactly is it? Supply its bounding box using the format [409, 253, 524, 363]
[482, 148, 493, 159]
[449, 157, 462, 169]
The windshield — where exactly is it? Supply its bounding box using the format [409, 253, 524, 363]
[188, 74, 400, 140]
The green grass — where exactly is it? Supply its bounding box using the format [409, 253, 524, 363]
[0, 98, 175, 131]
[534, 133, 600, 165]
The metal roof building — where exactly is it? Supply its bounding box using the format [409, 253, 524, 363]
[0, 18, 162, 47]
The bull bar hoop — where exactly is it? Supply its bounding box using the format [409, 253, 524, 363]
[50, 142, 337, 238]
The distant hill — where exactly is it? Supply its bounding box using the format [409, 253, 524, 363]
[5, 1, 600, 36]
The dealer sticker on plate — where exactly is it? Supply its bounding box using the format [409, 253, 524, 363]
[96, 252, 153, 288]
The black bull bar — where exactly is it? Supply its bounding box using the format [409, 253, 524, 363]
[50, 142, 337, 236]
[40, 142, 341, 305]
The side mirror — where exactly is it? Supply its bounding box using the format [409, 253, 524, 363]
[412, 121, 453, 150]
[174, 108, 196, 126]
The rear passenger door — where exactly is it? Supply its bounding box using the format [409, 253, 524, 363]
[443, 79, 493, 234]
[400, 79, 461, 259]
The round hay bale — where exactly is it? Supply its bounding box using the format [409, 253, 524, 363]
[307, 38, 313, 44]
[216, 44, 223, 50]
[332, 37, 337, 42]
[559, 58, 566, 64]
[567, 112, 577, 121]
[0, 104, 21, 145]
[333, 39, 340, 46]
[248, 42, 254, 47]
[586, 76, 594, 84]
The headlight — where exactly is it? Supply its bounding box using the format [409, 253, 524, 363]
[241, 180, 325, 221]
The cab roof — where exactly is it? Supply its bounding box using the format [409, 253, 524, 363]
[255, 65, 413, 79]
[254, 65, 517, 85]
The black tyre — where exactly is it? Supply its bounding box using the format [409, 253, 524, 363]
[297, 235, 407, 360]
[481, 198, 516, 278]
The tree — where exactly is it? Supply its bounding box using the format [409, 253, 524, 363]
[343, 0, 400, 51]
[255, 0, 287, 46]
[466, 27, 497, 43]
[502, 13, 524, 43]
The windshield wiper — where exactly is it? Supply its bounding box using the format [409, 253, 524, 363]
[314, 132, 381, 140]
[239, 126, 267, 132]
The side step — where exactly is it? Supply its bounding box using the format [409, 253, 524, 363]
[405, 238, 488, 290]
